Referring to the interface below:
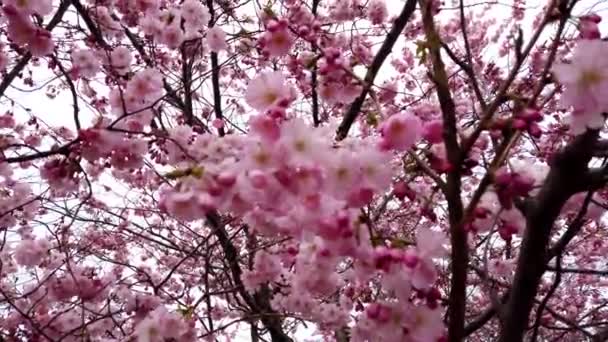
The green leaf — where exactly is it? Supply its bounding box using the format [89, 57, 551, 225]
[178, 306, 194, 318]
[366, 112, 379, 127]
[415, 40, 428, 63]
[164, 166, 204, 180]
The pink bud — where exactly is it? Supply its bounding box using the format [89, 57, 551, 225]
[366, 303, 391, 323]
[422, 120, 443, 144]
[298, 25, 310, 37]
[212, 118, 224, 129]
[286, 246, 298, 255]
[198, 193, 216, 212]
[512, 118, 527, 130]
[217, 171, 236, 187]
[249, 170, 267, 188]
[529, 122, 542, 138]
[303, 193, 320, 210]
[347, 187, 375, 207]
[579, 20, 601, 40]
[581, 13, 602, 24]
[249, 114, 280, 142]
[494, 169, 512, 186]
[267, 20, 280, 32]
[403, 249, 419, 268]
[268, 107, 286, 120]
[207, 183, 223, 197]
[393, 181, 409, 200]
[276, 98, 291, 108]
[522, 108, 543, 122]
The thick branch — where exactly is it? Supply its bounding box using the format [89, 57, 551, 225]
[206, 0, 226, 136]
[419, 0, 467, 340]
[498, 131, 599, 342]
[311, 0, 321, 127]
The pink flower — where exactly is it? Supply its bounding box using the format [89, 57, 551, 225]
[579, 14, 601, 40]
[245, 71, 293, 112]
[0, 114, 15, 128]
[161, 24, 184, 49]
[126, 68, 164, 102]
[249, 114, 281, 142]
[14, 238, 49, 267]
[241, 142, 280, 171]
[488, 258, 515, 277]
[379, 113, 422, 151]
[319, 81, 361, 105]
[27, 28, 54, 56]
[415, 228, 447, 260]
[404, 306, 445, 342]
[241, 251, 282, 291]
[135, 318, 164, 342]
[278, 118, 327, 167]
[71, 49, 101, 78]
[110, 46, 132, 74]
[260, 19, 293, 57]
[181, 0, 210, 30]
[4, 0, 51, 15]
[566, 108, 606, 135]
[160, 190, 215, 221]
[326, 151, 360, 198]
[212, 118, 224, 129]
[140, 15, 163, 37]
[4, 6, 36, 45]
[422, 119, 443, 144]
[207, 26, 228, 52]
[367, 0, 388, 25]
[552, 40, 608, 133]
[357, 148, 393, 191]
[109, 138, 147, 170]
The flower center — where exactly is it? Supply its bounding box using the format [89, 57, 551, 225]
[263, 92, 278, 105]
[272, 33, 287, 46]
[254, 150, 270, 165]
[294, 140, 307, 152]
[336, 168, 349, 180]
[388, 121, 405, 135]
[580, 69, 603, 87]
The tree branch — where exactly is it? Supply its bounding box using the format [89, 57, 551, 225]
[205, 212, 292, 342]
[311, 0, 321, 127]
[335, 0, 416, 140]
[418, 0, 468, 340]
[0, 0, 71, 98]
[498, 130, 599, 342]
[207, 0, 226, 136]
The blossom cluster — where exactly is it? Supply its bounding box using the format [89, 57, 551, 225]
[155, 70, 447, 341]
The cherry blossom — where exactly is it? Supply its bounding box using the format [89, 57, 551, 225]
[2, 1, 608, 342]
[245, 71, 295, 112]
[71, 49, 101, 78]
[552, 40, 608, 133]
[259, 19, 294, 57]
[379, 112, 423, 151]
[207, 26, 228, 52]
